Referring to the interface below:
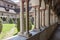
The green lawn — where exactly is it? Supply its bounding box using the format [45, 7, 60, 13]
[0, 24, 34, 40]
[0, 24, 18, 40]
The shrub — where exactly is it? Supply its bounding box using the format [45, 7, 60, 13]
[17, 18, 32, 32]
[0, 18, 2, 33]
[16, 18, 20, 32]
[9, 18, 13, 24]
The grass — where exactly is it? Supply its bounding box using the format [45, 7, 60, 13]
[0, 24, 18, 40]
[0, 24, 34, 40]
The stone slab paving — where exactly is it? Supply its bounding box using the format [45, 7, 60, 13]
[50, 25, 60, 40]
[6, 35, 27, 40]
[5, 30, 40, 40]
[5, 28, 44, 40]
[4, 28, 45, 40]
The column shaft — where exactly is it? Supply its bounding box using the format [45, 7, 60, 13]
[25, 0, 32, 37]
[56, 16, 58, 23]
[53, 13, 55, 24]
[42, 10, 45, 27]
[45, 6, 49, 27]
[25, 0, 29, 34]
[34, 7, 36, 29]
[20, 0, 24, 34]
[36, 6, 40, 29]
[55, 15, 56, 23]
[51, 14, 53, 25]
[40, 10, 42, 26]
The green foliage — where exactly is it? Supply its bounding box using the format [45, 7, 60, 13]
[17, 18, 32, 32]
[2, 17, 6, 21]
[0, 18, 2, 33]
[9, 18, 13, 24]
[16, 18, 20, 32]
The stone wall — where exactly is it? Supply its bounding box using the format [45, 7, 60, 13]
[27, 23, 57, 40]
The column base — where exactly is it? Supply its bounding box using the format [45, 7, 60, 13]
[32, 28, 41, 32]
[18, 32, 24, 37]
[40, 26, 46, 30]
[24, 32, 32, 38]
[18, 32, 32, 38]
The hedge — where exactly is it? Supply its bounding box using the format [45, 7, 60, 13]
[0, 18, 2, 33]
[17, 18, 32, 32]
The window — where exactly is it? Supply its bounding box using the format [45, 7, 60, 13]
[11, 6, 13, 7]
[7, 5, 9, 7]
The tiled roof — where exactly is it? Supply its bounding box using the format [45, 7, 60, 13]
[3, 0, 16, 5]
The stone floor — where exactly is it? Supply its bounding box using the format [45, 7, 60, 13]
[5, 26, 60, 40]
[50, 24, 60, 40]
[5, 29, 41, 40]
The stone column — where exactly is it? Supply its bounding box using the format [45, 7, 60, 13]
[56, 16, 58, 23]
[50, 14, 52, 25]
[50, 9, 53, 25]
[55, 15, 57, 23]
[25, 0, 32, 37]
[36, 6, 40, 30]
[53, 12, 55, 24]
[55, 16, 57, 23]
[44, 10, 45, 26]
[40, 0, 45, 28]
[19, 0, 24, 35]
[34, 7, 36, 29]
[55, 15, 56, 23]
[45, 5, 49, 27]
[40, 10, 42, 27]
[52, 14, 53, 24]
[42, 10, 45, 27]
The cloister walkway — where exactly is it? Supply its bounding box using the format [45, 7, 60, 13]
[50, 24, 60, 40]
[3, 0, 60, 40]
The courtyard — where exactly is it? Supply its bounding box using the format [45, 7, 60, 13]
[0, 24, 17, 40]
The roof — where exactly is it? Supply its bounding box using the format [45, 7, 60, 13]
[3, 0, 17, 5]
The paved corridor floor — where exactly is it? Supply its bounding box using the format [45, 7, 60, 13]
[50, 24, 60, 40]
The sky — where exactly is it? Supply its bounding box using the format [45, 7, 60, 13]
[12, 0, 19, 2]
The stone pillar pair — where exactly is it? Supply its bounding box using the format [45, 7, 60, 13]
[36, 6, 40, 30]
[19, 0, 32, 38]
[34, 6, 45, 30]
[40, 0, 46, 28]
[40, 9, 45, 28]
[33, 6, 41, 31]
[32, 0, 41, 31]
